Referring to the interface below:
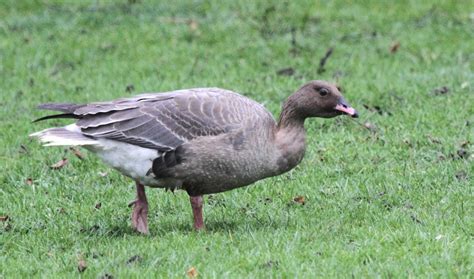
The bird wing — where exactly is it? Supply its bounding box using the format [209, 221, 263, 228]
[72, 88, 273, 151]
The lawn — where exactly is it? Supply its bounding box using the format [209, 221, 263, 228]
[0, 0, 473, 277]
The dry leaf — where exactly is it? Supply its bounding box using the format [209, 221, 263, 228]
[390, 41, 400, 53]
[126, 84, 135, 93]
[460, 140, 470, 148]
[364, 122, 377, 132]
[293, 195, 305, 205]
[403, 139, 413, 148]
[262, 260, 279, 268]
[98, 172, 108, 177]
[188, 20, 199, 31]
[51, 158, 68, 170]
[457, 148, 469, 159]
[432, 86, 450, 95]
[276, 67, 295, 76]
[70, 147, 85, 160]
[187, 267, 198, 278]
[77, 259, 87, 273]
[0, 215, 9, 222]
[26, 178, 33, 186]
[427, 134, 441, 144]
[126, 255, 142, 265]
[19, 144, 29, 154]
[455, 171, 468, 181]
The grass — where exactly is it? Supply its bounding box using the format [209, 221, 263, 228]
[1, 0, 473, 277]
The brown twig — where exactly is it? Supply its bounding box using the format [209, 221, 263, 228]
[317, 47, 334, 74]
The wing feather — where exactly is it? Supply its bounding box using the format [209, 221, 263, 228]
[66, 89, 275, 151]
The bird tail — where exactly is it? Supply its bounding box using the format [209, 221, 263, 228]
[33, 103, 84, 122]
[30, 124, 98, 146]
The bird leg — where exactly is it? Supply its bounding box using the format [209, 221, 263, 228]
[128, 182, 149, 234]
[189, 195, 204, 230]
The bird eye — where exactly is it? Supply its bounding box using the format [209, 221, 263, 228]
[318, 88, 329, 96]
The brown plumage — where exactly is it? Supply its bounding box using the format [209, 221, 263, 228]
[31, 80, 358, 233]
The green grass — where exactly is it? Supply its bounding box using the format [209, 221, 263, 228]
[1, 0, 473, 277]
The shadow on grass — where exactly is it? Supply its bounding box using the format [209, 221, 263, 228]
[78, 217, 284, 238]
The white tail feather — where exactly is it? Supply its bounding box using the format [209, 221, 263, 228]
[30, 125, 98, 146]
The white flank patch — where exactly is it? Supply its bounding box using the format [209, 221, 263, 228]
[31, 125, 181, 188]
[89, 139, 173, 187]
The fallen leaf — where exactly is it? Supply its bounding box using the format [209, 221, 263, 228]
[435, 234, 444, 241]
[403, 139, 413, 148]
[77, 259, 87, 273]
[293, 195, 305, 205]
[70, 147, 85, 160]
[276, 67, 295, 76]
[364, 122, 377, 132]
[427, 134, 441, 144]
[432, 86, 450, 95]
[80, 224, 100, 233]
[100, 43, 116, 52]
[187, 267, 198, 278]
[126, 84, 135, 93]
[460, 140, 470, 148]
[455, 171, 468, 181]
[75, 86, 84, 93]
[260, 197, 272, 204]
[460, 82, 469, 89]
[188, 19, 199, 31]
[0, 215, 9, 222]
[98, 171, 108, 177]
[126, 255, 142, 265]
[51, 158, 68, 170]
[19, 144, 29, 154]
[26, 178, 33, 186]
[58, 208, 66, 214]
[389, 41, 400, 53]
[410, 215, 423, 224]
[261, 260, 279, 268]
[362, 104, 391, 116]
[457, 148, 469, 159]
[95, 203, 102, 209]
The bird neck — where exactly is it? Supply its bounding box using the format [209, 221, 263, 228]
[275, 102, 307, 173]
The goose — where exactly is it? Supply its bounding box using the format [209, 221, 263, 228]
[31, 80, 358, 234]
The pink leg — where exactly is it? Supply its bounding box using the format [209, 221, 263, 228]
[128, 182, 149, 234]
[189, 195, 204, 230]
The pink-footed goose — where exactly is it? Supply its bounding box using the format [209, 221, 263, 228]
[31, 80, 358, 233]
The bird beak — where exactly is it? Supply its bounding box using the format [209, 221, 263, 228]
[335, 99, 359, 118]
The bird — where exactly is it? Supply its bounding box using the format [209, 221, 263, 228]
[31, 80, 358, 234]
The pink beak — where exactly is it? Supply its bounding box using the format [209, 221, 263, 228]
[335, 100, 358, 118]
